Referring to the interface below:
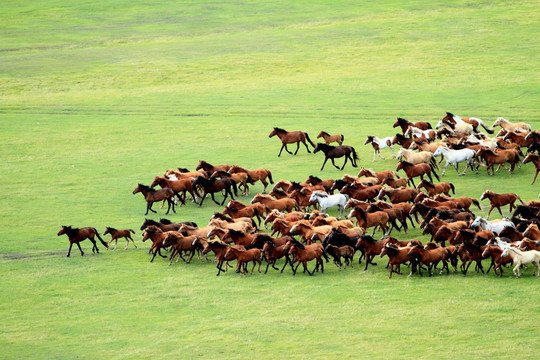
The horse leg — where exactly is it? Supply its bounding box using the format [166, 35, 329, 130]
[293, 142, 301, 155]
[320, 157, 329, 171]
[277, 144, 287, 157]
[89, 238, 98, 254]
[372, 150, 377, 162]
[486, 206, 494, 220]
[146, 202, 156, 215]
[198, 192, 208, 207]
[76, 242, 85, 256]
[301, 140, 311, 154]
[210, 192, 221, 206]
[531, 169, 539, 184]
[340, 156, 349, 170]
[331, 158, 340, 170]
[67, 242, 74, 257]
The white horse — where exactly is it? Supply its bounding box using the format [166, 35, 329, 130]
[435, 119, 474, 135]
[500, 247, 540, 278]
[470, 216, 515, 234]
[364, 135, 395, 162]
[309, 191, 348, 219]
[433, 146, 477, 176]
[396, 147, 435, 165]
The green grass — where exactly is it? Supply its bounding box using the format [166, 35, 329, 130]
[1, 1, 539, 359]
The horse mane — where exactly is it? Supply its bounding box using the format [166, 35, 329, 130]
[228, 228, 246, 236]
[212, 170, 232, 178]
[145, 225, 163, 233]
[106, 226, 117, 232]
[273, 127, 287, 134]
[272, 189, 288, 197]
[446, 112, 455, 118]
[177, 167, 190, 172]
[319, 131, 330, 137]
[137, 184, 154, 192]
[315, 142, 335, 150]
[395, 133, 407, 140]
[212, 212, 234, 222]
[255, 234, 275, 245]
[308, 175, 322, 182]
[397, 117, 409, 124]
[159, 218, 173, 224]
[313, 191, 328, 198]
[420, 180, 435, 188]
[288, 238, 305, 249]
[360, 234, 376, 243]
[208, 240, 228, 248]
[399, 160, 413, 166]
[231, 165, 247, 172]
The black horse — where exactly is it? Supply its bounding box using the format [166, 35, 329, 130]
[192, 176, 237, 206]
[313, 143, 359, 171]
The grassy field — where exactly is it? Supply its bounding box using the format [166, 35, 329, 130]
[1, 1, 539, 359]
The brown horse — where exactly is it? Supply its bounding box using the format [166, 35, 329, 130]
[340, 183, 382, 202]
[141, 226, 174, 262]
[395, 161, 439, 187]
[358, 168, 395, 183]
[261, 236, 294, 273]
[195, 160, 232, 173]
[380, 176, 409, 189]
[317, 131, 344, 145]
[211, 170, 251, 196]
[103, 227, 137, 250]
[416, 180, 455, 197]
[58, 225, 108, 257]
[133, 184, 176, 215]
[162, 232, 202, 265]
[407, 244, 450, 277]
[229, 165, 274, 193]
[251, 193, 296, 213]
[523, 153, 540, 184]
[192, 175, 237, 206]
[150, 175, 198, 204]
[379, 243, 413, 278]
[304, 175, 334, 193]
[482, 244, 513, 277]
[377, 187, 420, 204]
[202, 240, 232, 276]
[140, 218, 197, 232]
[392, 133, 415, 149]
[223, 247, 262, 276]
[355, 234, 386, 270]
[503, 131, 534, 148]
[222, 204, 263, 228]
[313, 143, 359, 171]
[283, 238, 324, 276]
[347, 206, 393, 236]
[269, 127, 315, 156]
[475, 147, 520, 175]
[480, 190, 524, 219]
[393, 117, 432, 134]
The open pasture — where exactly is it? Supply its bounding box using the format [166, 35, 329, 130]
[1, 1, 539, 359]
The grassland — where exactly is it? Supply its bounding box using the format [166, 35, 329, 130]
[1, 1, 539, 359]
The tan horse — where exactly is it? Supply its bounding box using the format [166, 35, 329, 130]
[317, 131, 344, 145]
[492, 117, 531, 132]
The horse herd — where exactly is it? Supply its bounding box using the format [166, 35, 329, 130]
[58, 113, 540, 279]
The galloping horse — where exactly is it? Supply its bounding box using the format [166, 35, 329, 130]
[58, 225, 108, 257]
[492, 117, 531, 133]
[133, 184, 176, 215]
[475, 148, 520, 175]
[229, 165, 274, 193]
[393, 117, 432, 134]
[195, 160, 232, 173]
[363, 135, 395, 161]
[500, 246, 540, 278]
[269, 127, 315, 156]
[308, 191, 348, 219]
[416, 180, 455, 197]
[523, 153, 540, 184]
[317, 131, 344, 145]
[395, 161, 439, 187]
[432, 146, 477, 176]
[313, 143, 359, 171]
[192, 175, 237, 206]
[442, 112, 494, 134]
[283, 238, 324, 276]
[103, 227, 137, 250]
[479, 190, 524, 219]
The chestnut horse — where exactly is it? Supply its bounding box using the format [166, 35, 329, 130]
[195, 160, 232, 173]
[269, 127, 315, 156]
[480, 190, 524, 219]
[223, 247, 262, 276]
[475, 148, 520, 175]
[103, 227, 137, 250]
[313, 143, 359, 171]
[150, 175, 197, 204]
[523, 153, 540, 184]
[133, 184, 176, 215]
[58, 225, 108, 257]
[229, 165, 274, 193]
[416, 180, 455, 197]
[283, 238, 324, 276]
[202, 240, 232, 276]
[395, 161, 439, 187]
[317, 131, 344, 145]
[393, 117, 432, 134]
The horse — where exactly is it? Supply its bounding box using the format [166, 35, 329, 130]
[475, 148, 520, 175]
[269, 127, 315, 156]
[339, 183, 381, 202]
[379, 243, 413, 278]
[289, 220, 333, 244]
[141, 226, 173, 262]
[416, 180, 455, 197]
[103, 227, 137, 250]
[458, 241, 487, 275]
[492, 117, 532, 133]
[435, 119, 474, 136]
[500, 246, 540, 278]
[392, 133, 415, 149]
[192, 175, 237, 206]
[313, 143, 359, 171]
[432, 146, 477, 176]
[503, 131, 534, 148]
[251, 193, 296, 213]
[308, 191, 348, 219]
[470, 216, 515, 234]
[202, 240, 232, 276]
[481, 244, 513, 277]
[229, 165, 274, 193]
[133, 184, 176, 215]
[58, 225, 108, 257]
[396, 148, 436, 167]
[355, 235, 387, 270]
[347, 206, 394, 236]
[523, 153, 540, 184]
[223, 247, 262, 276]
[480, 190, 524, 219]
[523, 224, 540, 240]
[211, 170, 251, 196]
[380, 176, 409, 189]
[140, 218, 197, 232]
[358, 168, 395, 183]
[162, 232, 202, 265]
[325, 244, 355, 269]
[407, 244, 450, 277]
[195, 160, 232, 173]
[404, 126, 437, 142]
[377, 187, 419, 204]
[393, 117, 432, 134]
[441, 112, 494, 134]
[304, 175, 334, 193]
[261, 238, 294, 274]
[283, 238, 324, 276]
[395, 161, 439, 187]
[150, 175, 197, 204]
[363, 135, 395, 161]
[317, 131, 344, 145]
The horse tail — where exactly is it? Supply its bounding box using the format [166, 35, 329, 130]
[129, 229, 136, 234]
[267, 170, 274, 184]
[173, 190, 186, 205]
[516, 194, 524, 205]
[93, 228, 109, 249]
[450, 183, 456, 195]
[341, 134, 345, 144]
[351, 146, 359, 167]
[230, 179, 238, 197]
[247, 174, 255, 184]
[304, 132, 315, 148]
[429, 163, 440, 182]
[472, 198, 482, 211]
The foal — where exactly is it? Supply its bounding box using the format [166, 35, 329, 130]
[103, 227, 137, 250]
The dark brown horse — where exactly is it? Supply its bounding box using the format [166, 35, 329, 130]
[393, 117, 432, 134]
[103, 227, 137, 250]
[58, 225, 108, 257]
[269, 127, 315, 156]
[192, 175, 237, 206]
[480, 190, 524, 219]
[395, 161, 439, 187]
[202, 240, 232, 276]
[313, 143, 359, 171]
[133, 184, 176, 215]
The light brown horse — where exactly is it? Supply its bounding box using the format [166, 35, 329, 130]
[133, 183, 176, 215]
[377, 187, 420, 204]
[251, 193, 296, 213]
[283, 238, 324, 276]
[358, 168, 395, 183]
[162, 232, 202, 265]
[229, 165, 274, 193]
[317, 131, 344, 145]
[380, 176, 409, 189]
[289, 220, 333, 244]
[475, 148, 520, 175]
[416, 180, 455, 197]
[347, 206, 393, 236]
[503, 131, 534, 148]
[395, 161, 439, 188]
[523, 153, 540, 184]
[492, 117, 531, 132]
[480, 190, 524, 219]
[407, 244, 450, 276]
[223, 247, 262, 276]
[103, 227, 137, 250]
[58, 225, 108, 257]
[269, 127, 315, 156]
